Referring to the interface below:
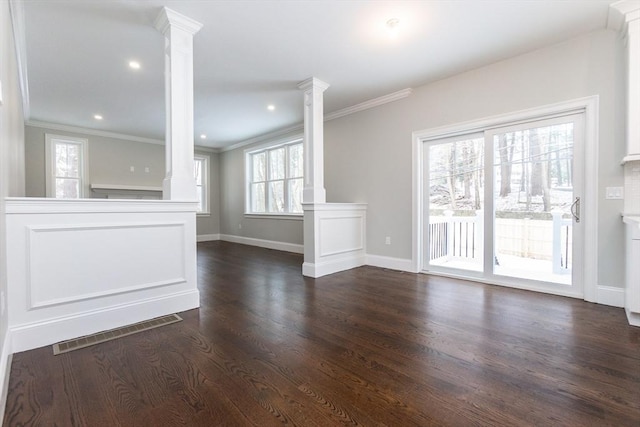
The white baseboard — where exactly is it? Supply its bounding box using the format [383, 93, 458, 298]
[220, 234, 303, 254]
[302, 255, 366, 278]
[596, 285, 625, 308]
[197, 233, 220, 242]
[626, 310, 640, 327]
[10, 290, 199, 353]
[0, 329, 12, 424]
[366, 254, 414, 272]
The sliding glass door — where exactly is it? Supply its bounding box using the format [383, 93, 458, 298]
[426, 134, 485, 274]
[424, 114, 584, 296]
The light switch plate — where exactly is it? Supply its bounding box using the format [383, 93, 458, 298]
[605, 186, 624, 200]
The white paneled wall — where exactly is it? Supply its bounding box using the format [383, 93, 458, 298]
[303, 203, 367, 277]
[6, 198, 199, 352]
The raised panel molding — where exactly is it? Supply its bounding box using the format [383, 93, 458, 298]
[318, 216, 364, 257]
[6, 198, 199, 352]
[26, 222, 187, 309]
[303, 203, 367, 278]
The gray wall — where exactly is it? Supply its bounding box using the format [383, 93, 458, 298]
[220, 29, 626, 288]
[195, 149, 221, 237]
[219, 132, 303, 245]
[24, 125, 220, 236]
[323, 28, 625, 288]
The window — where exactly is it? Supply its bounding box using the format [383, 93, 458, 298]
[45, 134, 88, 198]
[247, 139, 303, 214]
[194, 155, 209, 214]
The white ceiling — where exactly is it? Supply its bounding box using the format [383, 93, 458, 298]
[20, 0, 615, 149]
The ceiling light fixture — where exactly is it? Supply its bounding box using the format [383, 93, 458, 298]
[93, 114, 103, 120]
[267, 105, 275, 111]
[200, 134, 207, 139]
[129, 60, 141, 70]
[386, 18, 400, 38]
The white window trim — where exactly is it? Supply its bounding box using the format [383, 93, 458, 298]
[44, 133, 89, 198]
[244, 137, 304, 216]
[194, 154, 210, 215]
[412, 96, 599, 303]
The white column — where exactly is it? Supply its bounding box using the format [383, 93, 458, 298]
[298, 77, 330, 204]
[155, 8, 202, 201]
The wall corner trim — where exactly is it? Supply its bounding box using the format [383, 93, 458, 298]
[219, 234, 304, 254]
[197, 234, 220, 242]
[366, 254, 416, 273]
[596, 285, 625, 308]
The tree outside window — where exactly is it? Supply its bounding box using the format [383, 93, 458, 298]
[247, 140, 303, 214]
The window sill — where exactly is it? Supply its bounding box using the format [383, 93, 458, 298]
[197, 212, 210, 217]
[244, 213, 303, 221]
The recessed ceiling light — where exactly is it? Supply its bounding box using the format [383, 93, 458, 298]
[200, 134, 207, 139]
[267, 105, 275, 111]
[94, 114, 103, 120]
[129, 60, 141, 70]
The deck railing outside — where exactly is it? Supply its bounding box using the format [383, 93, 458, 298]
[429, 210, 572, 274]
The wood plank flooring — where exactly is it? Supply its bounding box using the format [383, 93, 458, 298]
[4, 241, 640, 426]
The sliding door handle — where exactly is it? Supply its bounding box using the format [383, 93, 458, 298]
[570, 196, 580, 223]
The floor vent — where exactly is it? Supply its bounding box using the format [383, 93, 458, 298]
[52, 314, 183, 355]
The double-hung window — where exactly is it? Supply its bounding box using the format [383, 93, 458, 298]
[194, 155, 209, 214]
[45, 134, 89, 198]
[247, 139, 303, 214]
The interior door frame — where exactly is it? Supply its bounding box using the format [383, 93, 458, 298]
[411, 96, 599, 302]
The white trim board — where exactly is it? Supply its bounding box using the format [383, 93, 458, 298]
[596, 285, 625, 308]
[197, 234, 220, 242]
[366, 254, 415, 273]
[302, 255, 366, 278]
[10, 290, 199, 353]
[219, 234, 304, 254]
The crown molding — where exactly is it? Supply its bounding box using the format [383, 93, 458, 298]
[26, 120, 222, 152]
[25, 87, 413, 154]
[194, 145, 220, 154]
[221, 123, 304, 153]
[26, 120, 165, 145]
[324, 88, 413, 121]
[221, 88, 413, 152]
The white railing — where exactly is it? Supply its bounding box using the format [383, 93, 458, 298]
[429, 210, 571, 273]
[429, 210, 483, 263]
[551, 211, 573, 275]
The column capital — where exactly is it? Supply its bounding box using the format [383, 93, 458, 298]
[608, 1, 640, 33]
[155, 7, 201, 202]
[298, 77, 330, 92]
[155, 7, 203, 36]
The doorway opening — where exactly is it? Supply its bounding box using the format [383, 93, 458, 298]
[413, 98, 598, 299]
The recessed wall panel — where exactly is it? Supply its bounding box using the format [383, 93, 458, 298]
[27, 222, 186, 308]
[319, 216, 364, 257]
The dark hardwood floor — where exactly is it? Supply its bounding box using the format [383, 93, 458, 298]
[4, 241, 640, 426]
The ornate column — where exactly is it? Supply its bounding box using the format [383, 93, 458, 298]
[298, 77, 330, 204]
[155, 7, 202, 201]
